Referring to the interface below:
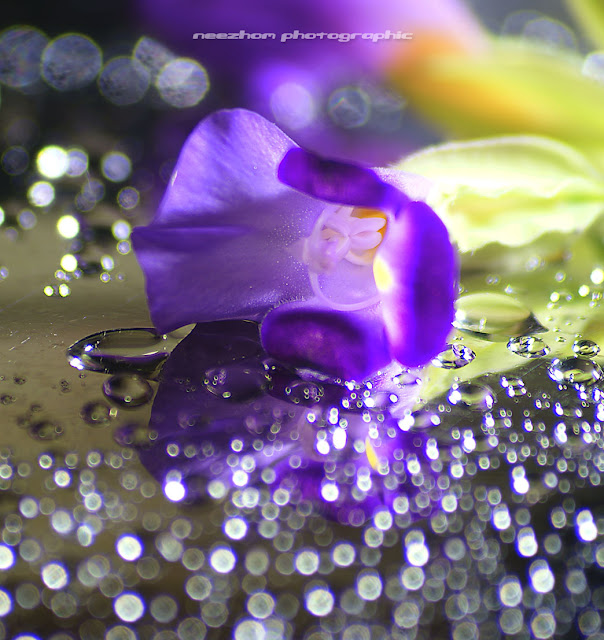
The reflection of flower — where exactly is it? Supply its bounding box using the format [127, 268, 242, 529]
[135, 320, 437, 524]
[132, 109, 458, 379]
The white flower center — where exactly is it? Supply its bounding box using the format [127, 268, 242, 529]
[303, 205, 387, 273]
[301, 205, 388, 311]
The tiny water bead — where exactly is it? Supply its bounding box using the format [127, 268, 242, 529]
[507, 335, 550, 358]
[102, 374, 154, 408]
[548, 357, 603, 387]
[453, 293, 545, 341]
[432, 343, 476, 369]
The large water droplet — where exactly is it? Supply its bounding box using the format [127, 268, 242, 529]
[548, 357, 603, 387]
[103, 374, 154, 408]
[454, 293, 545, 341]
[67, 328, 186, 377]
[204, 362, 270, 402]
[432, 343, 476, 369]
[448, 382, 495, 411]
[507, 336, 550, 358]
[572, 339, 600, 358]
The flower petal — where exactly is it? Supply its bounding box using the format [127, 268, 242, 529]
[374, 201, 457, 367]
[261, 301, 391, 380]
[278, 147, 401, 209]
[132, 109, 323, 331]
[132, 224, 314, 332]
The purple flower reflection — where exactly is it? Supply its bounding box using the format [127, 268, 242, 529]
[134, 320, 438, 524]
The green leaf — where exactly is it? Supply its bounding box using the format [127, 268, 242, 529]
[566, 0, 604, 49]
[401, 135, 604, 251]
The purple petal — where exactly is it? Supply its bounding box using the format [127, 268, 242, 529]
[153, 109, 297, 227]
[374, 201, 457, 367]
[278, 147, 403, 210]
[261, 302, 391, 380]
[133, 211, 313, 333]
[132, 109, 322, 331]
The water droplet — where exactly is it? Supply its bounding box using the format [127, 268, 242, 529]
[454, 293, 545, 341]
[204, 363, 270, 402]
[448, 382, 495, 411]
[432, 343, 476, 369]
[500, 377, 527, 397]
[507, 335, 550, 358]
[67, 328, 183, 377]
[81, 401, 115, 426]
[548, 357, 603, 387]
[28, 421, 63, 441]
[103, 374, 154, 408]
[572, 339, 600, 358]
[285, 380, 324, 405]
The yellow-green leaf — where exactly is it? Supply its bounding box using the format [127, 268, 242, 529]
[566, 0, 604, 49]
[401, 135, 604, 251]
[388, 37, 604, 155]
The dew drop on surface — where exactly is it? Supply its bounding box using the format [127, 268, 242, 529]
[507, 335, 550, 358]
[453, 293, 545, 341]
[572, 339, 600, 358]
[102, 373, 153, 408]
[204, 363, 270, 402]
[285, 380, 324, 405]
[67, 328, 183, 376]
[548, 357, 602, 387]
[81, 401, 114, 426]
[448, 382, 495, 411]
[432, 343, 476, 369]
[28, 420, 63, 441]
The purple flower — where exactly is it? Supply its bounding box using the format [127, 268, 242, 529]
[132, 108, 457, 379]
[132, 319, 439, 524]
[135, 0, 485, 163]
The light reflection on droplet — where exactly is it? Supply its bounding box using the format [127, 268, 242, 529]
[27, 181, 54, 206]
[0, 26, 48, 88]
[116, 534, 143, 561]
[101, 151, 132, 182]
[56, 214, 80, 238]
[37, 146, 69, 179]
[98, 57, 150, 106]
[114, 592, 145, 622]
[156, 58, 209, 108]
[41, 33, 102, 91]
[270, 82, 316, 130]
[305, 585, 334, 616]
[327, 86, 371, 128]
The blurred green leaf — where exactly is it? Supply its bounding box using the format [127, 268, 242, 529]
[401, 135, 604, 251]
[566, 0, 604, 49]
